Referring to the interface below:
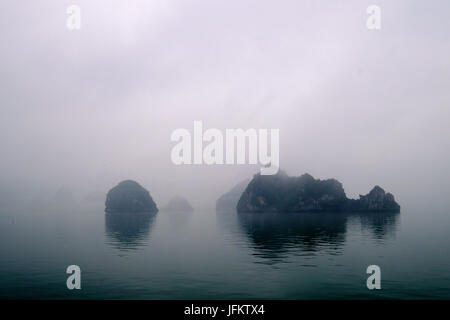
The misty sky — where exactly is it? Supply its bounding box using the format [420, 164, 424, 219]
[0, 0, 449, 210]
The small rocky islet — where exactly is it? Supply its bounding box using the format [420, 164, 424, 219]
[104, 181, 194, 214]
[105, 180, 158, 214]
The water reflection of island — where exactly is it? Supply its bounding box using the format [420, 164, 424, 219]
[354, 212, 400, 240]
[232, 212, 399, 263]
[104, 213, 156, 251]
[236, 213, 347, 261]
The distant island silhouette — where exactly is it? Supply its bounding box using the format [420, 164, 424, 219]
[216, 178, 251, 212]
[160, 196, 194, 213]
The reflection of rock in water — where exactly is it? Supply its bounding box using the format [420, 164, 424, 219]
[237, 213, 348, 262]
[356, 212, 400, 240]
[234, 212, 400, 263]
[105, 213, 155, 251]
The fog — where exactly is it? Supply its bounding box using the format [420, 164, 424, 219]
[0, 0, 449, 212]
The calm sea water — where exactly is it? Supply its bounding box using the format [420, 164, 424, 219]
[0, 204, 449, 299]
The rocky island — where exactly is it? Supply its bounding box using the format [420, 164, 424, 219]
[105, 180, 158, 214]
[236, 171, 400, 214]
[216, 179, 250, 212]
[160, 196, 194, 213]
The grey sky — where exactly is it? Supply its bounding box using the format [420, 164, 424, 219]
[0, 0, 449, 210]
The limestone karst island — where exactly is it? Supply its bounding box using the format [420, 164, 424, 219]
[236, 171, 400, 214]
[105, 171, 400, 215]
[105, 180, 158, 214]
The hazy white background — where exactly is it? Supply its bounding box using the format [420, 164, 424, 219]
[0, 0, 449, 211]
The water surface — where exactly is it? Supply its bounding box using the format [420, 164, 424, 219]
[0, 205, 449, 299]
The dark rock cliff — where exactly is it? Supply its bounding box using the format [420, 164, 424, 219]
[237, 171, 400, 214]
